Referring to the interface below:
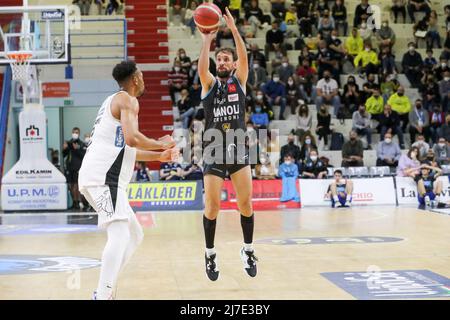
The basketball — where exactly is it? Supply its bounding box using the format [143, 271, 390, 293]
[193, 3, 222, 34]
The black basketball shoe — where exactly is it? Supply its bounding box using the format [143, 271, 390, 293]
[240, 247, 258, 277]
[205, 253, 219, 281]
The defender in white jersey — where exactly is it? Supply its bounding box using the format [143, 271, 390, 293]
[79, 61, 178, 300]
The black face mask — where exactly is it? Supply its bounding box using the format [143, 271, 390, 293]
[398, 92, 404, 96]
[324, 75, 330, 80]
[416, 104, 422, 109]
[288, 140, 294, 145]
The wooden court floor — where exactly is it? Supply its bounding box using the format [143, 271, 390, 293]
[0, 207, 449, 300]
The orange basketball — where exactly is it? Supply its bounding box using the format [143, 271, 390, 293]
[194, 3, 222, 34]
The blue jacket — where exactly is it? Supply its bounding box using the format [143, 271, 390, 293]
[250, 112, 269, 126]
[278, 162, 299, 178]
[262, 80, 286, 99]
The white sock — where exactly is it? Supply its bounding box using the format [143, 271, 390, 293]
[206, 247, 216, 257]
[244, 243, 253, 252]
[96, 221, 130, 300]
[435, 195, 440, 202]
[333, 195, 339, 202]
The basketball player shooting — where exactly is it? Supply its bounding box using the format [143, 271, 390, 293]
[198, 8, 257, 281]
[78, 61, 178, 300]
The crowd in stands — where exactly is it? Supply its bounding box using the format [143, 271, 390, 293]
[163, 0, 450, 183]
[72, 0, 125, 16]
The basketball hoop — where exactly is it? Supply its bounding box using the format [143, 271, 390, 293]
[7, 52, 33, 82]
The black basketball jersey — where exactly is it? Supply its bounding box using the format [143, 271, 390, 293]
[202, 75, 246, 151]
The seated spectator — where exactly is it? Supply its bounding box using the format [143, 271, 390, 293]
[134, 161, 152, 182]
[176, 89, 195, 129]
[438, 70, 450, 112]
[168, 61, 188, 104]
[254, 90, 274, 120]
[365, 87, 384, 120]
[106, 0, 124, 15]
[345, 28, 364, 61]
[376, 132, 402, 168]
[432, 137, 450, 165]
[377, 20, 396, 51]
[300, 133, 317, 161]
[342, 76, 361, 112]
[381, 74, 400, 103]
[317, 11, 335, 39]
[401, 42, 423, 88]
[364, 72, 379, 90]
[438, 114, 450, 141]
[261, 73, 287, 120]
[276, 56, 295, 84]
[434, 58, 449, 81]
[265, 20, 286, 59]
[316, 104, 332, 149]
[255, 152, 276, 180]
[316, 70, 341, 116]
[295, 104, 312, 141]
[354, 42, 380, 77]
[424, 49, 438, 69]
[379, 104, 405, 149]
[352, 104, 372, 149]
[296, 0, 315, 37]
[182, 158, 203, 180]
[397, 147, 421, 177]
[415, 163, 444, 209]
[409, 99, 430, 142]
[408, 0, 431, 24]
[353, 0, 371, 28]
[342, 130, 364, 167]
[411, 134, 430, 161]
[169, 0, 187, 23]
[278, 153, 300, 203]
[421, 74, 439, 111]
[271, 0, 287, 20]
[358, 21, 373, 45]
[332, 0, 348, 36]
[74, 0, 91, 16]
[248, 44, 267, 70]
[159, 160, 183, 181]
[426, 10, 441, 49]
[302, 149, 328, 179]
[429, 105, 445, 143]
[250, 104, 269, 129]
[328, 169, 353, 208]
[229, 0, 241, 19]
[187, 60, 199, 87]
[245, 0, 264, 36]
[387, 86, 411, 132]
[286, 76, 303, 114]
[280, 132, 301, 164]
[391, 0, 407, 23]
[285, 4, 298, 25]
[183, 1, 198, 37]
[316, 40, 339, 80]
[296, 59, 317, 103]
[248, 59, 268, 91]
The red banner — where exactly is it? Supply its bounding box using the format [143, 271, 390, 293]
[42, 82, 70, 98]
[221, 179, 301, 210]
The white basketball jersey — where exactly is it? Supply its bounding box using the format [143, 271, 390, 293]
[79, 91, 136, 191]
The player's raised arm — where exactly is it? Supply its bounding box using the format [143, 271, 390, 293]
[116, 94, 175, 150]
[198, 31, 217, 96]
[223, 7, 248, 87]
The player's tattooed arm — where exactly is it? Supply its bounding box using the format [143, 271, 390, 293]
[116, 94, 174, 150]
[224, 7, 248, 88]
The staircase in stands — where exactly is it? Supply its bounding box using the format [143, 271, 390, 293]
[126, 0, 174, 169]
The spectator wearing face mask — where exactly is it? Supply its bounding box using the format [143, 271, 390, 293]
[342, 130, 364, 167]
[316, 71, 341, 117]
[302, 149, 328, 179]
[342, 76, 360, 112]
[183, 1, 198, 37]
[328, 29, 346, 62]
[379, 104, 405, 149]
[397, 147, 421, 177]
[168, 61, 188, 104]
[353, 0, 371, 28]
[248, 43, 267, 70]
[429, 105, 445, 143]
[286, 76, 303, 114]
[408, 0, 431, 24]
[250, 104, 269, 129]
[411, 134, 430, 161]
[296, 59, 317, 104]
[174, 48, 191, 73]
[265, 20, 286, 59]
[432, 137, 450, 165]
[248, 59, 267, 91]
[316, 104, 332, 149]
[317, 11, 335, 39]
[278, 153, 300, 203]
[295, 104, 312, 141]
[276, 56, 295, 84]
[299, 133, 317, 161]
[280, 133, 301, 164]
[409, 99, 430, 143]
[376, 132, 401, 168]
[255, 152, 276, 180]
[354, 42, 380, 77]
[253, 90, 274, 120]
[388, 86, 411, 132]
[187, 60, 199, 87]
[345, 28, 364, 61]
[438, 114, 450, 141]
[433, 58, 449, 81]
[176, 89, 195, 129]
[391, 0, 407, 23]
[63, 127, 86, 210]
[261, 73, 287, 120]
[377, 20, 396, 51]
[358, 21, 372, 44]
[402, 42, 423, 88]
[365, 87, 384, 120]
[332, 0, 348, 36]
[438, 71, 450, 112]
[133, 161, 152, 182]
[381, 74, 400, 103]
[352, 104, 372, 150]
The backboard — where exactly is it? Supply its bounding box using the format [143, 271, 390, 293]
[0, 5, 70, 65]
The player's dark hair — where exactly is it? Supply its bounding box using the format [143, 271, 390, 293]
[112, 60, 138, 85]
[72, 127, 80, 132]
[334, 169, 343, 175]
[215, 48, 237, 61]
